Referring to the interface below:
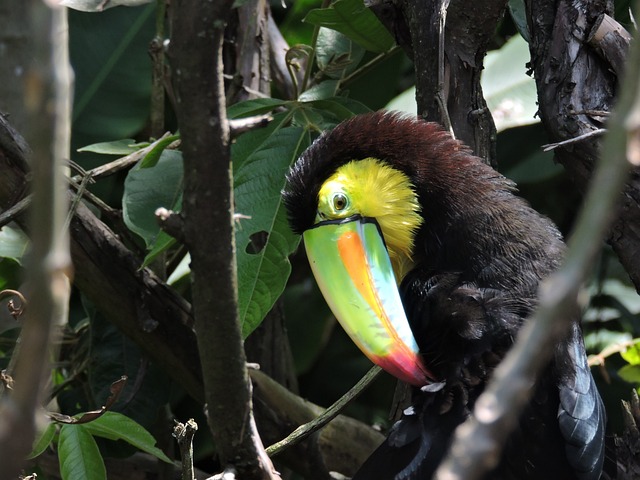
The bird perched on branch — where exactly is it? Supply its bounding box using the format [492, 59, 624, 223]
[283, 111, 606, 480]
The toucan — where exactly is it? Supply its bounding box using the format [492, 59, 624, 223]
[283, 111, 606, 480]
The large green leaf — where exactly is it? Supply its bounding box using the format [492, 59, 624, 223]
[85, 301, 172, 432]
[70, 5, 155, 168]
[77, 138, 140, 155]
[58, 424, 106, 480]
[235, 127, 310, 337]
[621, 339, 640, 366]
[82, 412, 172, 463]
[481, 34, 539, 132]
[232, 111, 293, 172]
[122, 150, 183, 247]
[315, 27, 365, 80]
[386, 34, 538, 133]
[0, 225, 29, 264]
[304, 0, 394, 53]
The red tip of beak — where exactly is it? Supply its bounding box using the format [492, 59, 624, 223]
[371, 349, 435, 386]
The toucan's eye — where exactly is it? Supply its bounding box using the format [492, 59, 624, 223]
[332, 193, 348, 211]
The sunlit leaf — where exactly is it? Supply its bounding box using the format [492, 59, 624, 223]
[618, 364, 640, 384]
[385, 86, 416, 114]
[0, 225, 29, 264]
[481, 34, 539, 132]
[62, 0, 152, 12]
[621, 340, 640, 366]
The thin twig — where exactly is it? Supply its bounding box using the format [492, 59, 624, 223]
[588, 339, 638, 367]
[0, 196, 31, 228]
[542, 128, 606, 151]
[340, 46, 401, 87]
[437, 0, 454, 137]
[266, 365, 382, 456]
[0, 133, 174, 229]
[299, 0, 331, 95]
[0, 5, 72, 479]
[72, 132, 173, 182]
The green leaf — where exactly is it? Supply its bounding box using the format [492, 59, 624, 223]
[82, 412, 172, 463]
[232, 111, 292, 172]
[77, 138, 140, 155]
[299, 80, 340, 102]
[621, 340, 640, 366]
[235, 127, 309, 337]
[309, 97, 372, 122]
[141, 231, 177, 268]
[167, 253, 191, 286]
[508, 0, 529, 42]
[227, 98, 289, 119]
[85, 303, 172, 433]
[0, 257, 22, 292]
[122, 150, 183, 247]
[304, 0, 394, 53]
[0, 225, 29, 263]
[481, 34, 539, 132]
[618, 364, 640, 384]
[140, 134, 181, 168]
[27, 422, 57, 459]
[70, 6, 155, 151]
[58, 424, 106, 480]
[316, 28, 365, 80]
[385, 86, 416, 114]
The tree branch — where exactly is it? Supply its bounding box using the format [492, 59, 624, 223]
[434, 15, 640, 480]
[168, 1, 278, 478]
[0, 3, 71, 478]
[526, 0, 640, 292]
[368, 0, 506, 164]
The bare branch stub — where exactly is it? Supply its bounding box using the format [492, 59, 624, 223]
[155, 207, 185, 243]
[174, 418, 198, 480]
[229, 114, 273, 139]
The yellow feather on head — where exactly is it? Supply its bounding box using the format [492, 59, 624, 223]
[316, 158, 423, 281]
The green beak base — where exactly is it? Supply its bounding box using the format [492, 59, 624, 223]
[304, 216, 433, 386]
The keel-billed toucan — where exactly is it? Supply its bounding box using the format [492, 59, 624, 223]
[283, 112, 606, 480]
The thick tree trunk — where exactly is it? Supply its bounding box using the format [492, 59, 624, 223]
[526, 0, 640, 292]
[368, 0, 507, 165]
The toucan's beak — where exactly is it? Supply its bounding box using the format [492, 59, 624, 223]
[303, 215, 433, 386]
